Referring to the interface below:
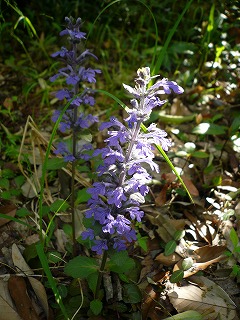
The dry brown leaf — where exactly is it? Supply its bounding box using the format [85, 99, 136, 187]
[0, 204, 17, 227]
[12, 243, 34, 276]
[162, 173, 199, 197]
[0, 279, 21, 320]
[173, 245, 226, 278]
[146, 210, 187, 243]
[142, 284, 163, 320]
[155, 184, 168, 206]
[167, 276, 237, 319]
[28, 277, 49, 319]
[155, 252, 182, 267]
[8, 276, 40, 320]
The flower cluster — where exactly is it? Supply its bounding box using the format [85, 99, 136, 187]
[82, 67, 184, 254]
[50, 17, 101, 160]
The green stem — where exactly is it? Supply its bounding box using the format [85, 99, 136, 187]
[95, 250, 108, 299]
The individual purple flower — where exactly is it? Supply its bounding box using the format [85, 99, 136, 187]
[107, 187, 127, 208]
[54, 142, 75, 162]
[92, 239, 108, 255]
[81, 228, 95, 240]
[59, 17, 86, 42]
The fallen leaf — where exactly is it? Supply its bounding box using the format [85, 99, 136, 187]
[155, 184, 168, 206]
[167, 276, 237, 319]
[0, 204, 17, 227]
[12, 244, 34, 276]
[8, 276, 40, 320]
[28, 277, 49, 319]
[0, 279, 21, 320]
[155, 252, 182, 267]
[162, 173, 199, 197]
[173, 245, 227, 278]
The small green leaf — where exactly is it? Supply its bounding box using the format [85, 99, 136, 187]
[137, 233, 148, 252]
[87, 272, 98, 294]
[90, 299, 103, 315]
[57, 284, 68, 298]
[64, 256, 98, 278]
[108, 251, 135, 274]
[14, 175, 25, 187]
[23, 243, 38, 262]
[157, 112, 196, 124]
[164, 310, 203, 320]
[230, 116, 240, 134]
[46, 158, 66, 170]
[1, 191, 11, 199]
[174, 230, 185, 241]
[118, 273, 130, 283]
[123, 283, 142, 303]
[76, 188, 91, 204]
[170, 270, 184, 283]
[192, 123, 227, 135]
[50, 199, 69, 212]
[191, 151, 209, 158]
[164, 240, 177, 256]
[230, 228, 239, 248]
[47, 251, 62, 264]
[16, 208, 31, 217]
[182, 257, 193, 271]
[0, 178, 9, 189]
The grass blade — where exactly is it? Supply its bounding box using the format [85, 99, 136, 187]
[36, 243, 70, 320]
[151, 0, 193, 76]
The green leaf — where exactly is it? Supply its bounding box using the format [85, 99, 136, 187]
[118, 273, 130, 283]
[137, 234, 148, 252]
[170, 270, 184, 283]
[57, 284, 68, 299]
[36, 243, 69, 319]
[164, 310, 203, 320]
[108, 251, 135, 274]
[164, 240, 177, 256]
[47, 251, 62, 264]
[76, 188, 91, 205]
[230, 228, 239, 248]
[192, 123, 227, 135]
[173, 230, 185, 241]
[182, 257, 193, 271]
[87, 272, 98, 294]
[46, 158, 66, 170]
[230, 116, 240, 134]
[14, 175, 25, 187]
[191, 151, 209, 158]
[16, 207, 31, 217]
[157, 112, 196, 124]
[23, 243, 38, 262]
[64, 256, 98, 279]
[0, 178, 9, 189]
[90, 299, 103, 316]
[123, 283, 142, 303]
[50, 199, 69, 212]
[0, 191, 11, 200]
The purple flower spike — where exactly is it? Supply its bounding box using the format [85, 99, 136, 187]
[83, 67, 184, 254]
[50, 16, 100, 141]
